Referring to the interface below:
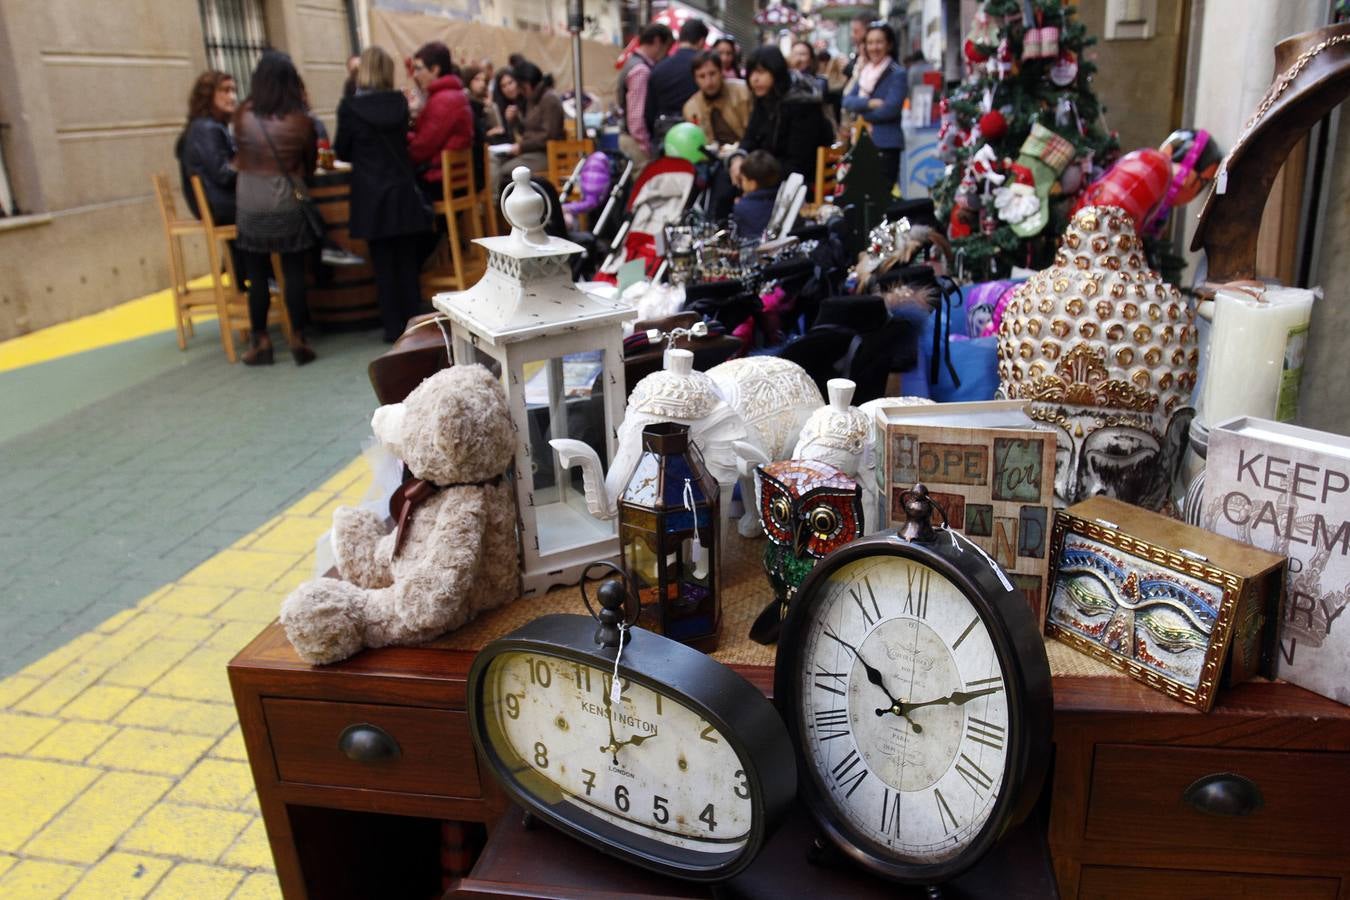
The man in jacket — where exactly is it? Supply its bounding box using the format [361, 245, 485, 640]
[618, 23, 672, 168]
[645, 18, 709, 144]
[681, 52, 750, 149]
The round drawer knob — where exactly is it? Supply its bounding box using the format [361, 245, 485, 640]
[338, 723, 401, 764]
[1182, 772, 1262, 817]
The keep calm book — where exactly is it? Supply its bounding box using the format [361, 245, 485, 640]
[1201, 416, 1350, 705]
[877, 400, 1056, 627]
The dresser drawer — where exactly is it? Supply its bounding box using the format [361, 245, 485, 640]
[1085, 744, 1350, 856]
[263, 698, 481, 798]
[1078, 865, 1339, 899]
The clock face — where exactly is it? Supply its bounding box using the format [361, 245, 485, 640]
[794, 554, 1012, 867]
[480, 650, 755, 861]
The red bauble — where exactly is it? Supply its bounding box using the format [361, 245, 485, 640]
[978, 110, 1008, 142]
[964, 39, 989, 64]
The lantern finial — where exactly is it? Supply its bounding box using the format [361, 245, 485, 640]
[502, 166, 550, 247]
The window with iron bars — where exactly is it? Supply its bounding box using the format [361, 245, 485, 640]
[199, 0, 269, 97]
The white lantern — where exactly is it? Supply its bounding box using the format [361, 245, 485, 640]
[435, 167, 636, 596]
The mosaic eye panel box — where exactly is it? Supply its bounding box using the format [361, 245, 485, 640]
[1046, 496, 1285, 711]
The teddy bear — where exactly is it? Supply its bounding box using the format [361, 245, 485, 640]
[281, 364, 521, 664]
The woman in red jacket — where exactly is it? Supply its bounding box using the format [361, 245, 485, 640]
[406, 41, 472, 202]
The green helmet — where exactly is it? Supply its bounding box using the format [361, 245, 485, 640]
[664, 122, 708, 163]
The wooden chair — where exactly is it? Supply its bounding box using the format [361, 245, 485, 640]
[426, 148, 487, 292]
[152, 173, 215, 351]
[546, 138, 593, 201]
[813, 143, 847, 207]
[480, 148, 499, 237]
[190, 176, 294, 363]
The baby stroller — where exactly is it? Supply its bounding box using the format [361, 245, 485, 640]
[597, 157, 699, 280]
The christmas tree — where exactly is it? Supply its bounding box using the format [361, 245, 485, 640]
[930, 0, 1119, 278]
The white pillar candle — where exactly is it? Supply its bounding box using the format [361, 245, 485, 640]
[1198, 286, 1315, 426]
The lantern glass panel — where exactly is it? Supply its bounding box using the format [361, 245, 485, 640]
[617, 423, 721, 649]
[524, 350, 611, 555]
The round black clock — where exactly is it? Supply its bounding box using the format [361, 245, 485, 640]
[467, 566, 797, 882]
[774, 485, 1051, 885]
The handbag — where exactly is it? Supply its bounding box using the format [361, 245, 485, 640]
[258, 117, 326, 242]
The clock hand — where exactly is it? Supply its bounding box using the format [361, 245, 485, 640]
[600, 690, 621, 764]
[833, 631, 907, 711]
[905, 686, 1002, 712]
[615, 731, 658, 751]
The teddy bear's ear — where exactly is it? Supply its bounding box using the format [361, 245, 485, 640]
[371, 402, 408, 457]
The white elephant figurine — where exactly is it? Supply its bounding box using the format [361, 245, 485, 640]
[550, 351, 823, 546]
[708, 357, 823, 536]
[736, 389, 937, 535]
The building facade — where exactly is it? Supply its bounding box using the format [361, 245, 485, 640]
[0, 0, 355, 340]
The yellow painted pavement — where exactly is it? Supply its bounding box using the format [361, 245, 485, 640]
[0, 457, 373, 899]
[0, 276, 218, 373]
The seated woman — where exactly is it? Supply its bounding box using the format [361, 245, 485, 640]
[495, 62, 566, 192]
[176, 69, 244, 277]
[176, 70, 238, 223]
[461, 64, 495, 192]
[406, 40, 473, 203]
[842, 22, 907, 189]
[714, 46, 831, 219]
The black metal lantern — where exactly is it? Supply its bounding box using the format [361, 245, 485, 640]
[617, 422, 720, 651]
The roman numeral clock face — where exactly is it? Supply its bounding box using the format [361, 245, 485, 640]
[796, 555, 1011, 868]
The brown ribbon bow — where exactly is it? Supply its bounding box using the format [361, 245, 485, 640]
[387, 472, 504, 558]
[389, 477, 442, 558]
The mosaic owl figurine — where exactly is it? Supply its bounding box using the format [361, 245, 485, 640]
[749, 459, 864, 645]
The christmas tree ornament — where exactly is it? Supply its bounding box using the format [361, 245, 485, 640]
[993, 165, 1039, 225]
[1054, 95, 1082, 134]
[996, 206, 1198, 511]
[1039, 25, 1060, 58]
[1009, 123, 1076, 237]
[1049, 49, 1079, 86]
[964, 39, 991, 64]
[979, 109, 1009, 141]
[966, 7, 1002, 47]
[1022, 27, 1043, 61]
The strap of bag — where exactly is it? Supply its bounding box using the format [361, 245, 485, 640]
[257, 115, 310, 203]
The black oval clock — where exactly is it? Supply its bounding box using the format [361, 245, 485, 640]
[467, 572, 797, 882]
[774, 485, 1052, 885]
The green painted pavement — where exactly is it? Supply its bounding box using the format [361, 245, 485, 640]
[0, 326, 387, 677]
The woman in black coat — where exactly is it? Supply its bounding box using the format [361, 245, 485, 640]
[335, 46, 436, 342]
[735, 46, 833, 187]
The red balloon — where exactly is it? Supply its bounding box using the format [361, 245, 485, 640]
[1072, 148, 1171, 228]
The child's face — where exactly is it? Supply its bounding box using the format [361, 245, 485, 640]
[740, 176, 759, 194]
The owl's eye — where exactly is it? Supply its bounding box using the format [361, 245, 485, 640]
[770, 495, 792, 527]
[809, 506, 839, 537]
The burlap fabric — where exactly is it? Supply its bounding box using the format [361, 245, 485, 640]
[435, 531, 1118, 678]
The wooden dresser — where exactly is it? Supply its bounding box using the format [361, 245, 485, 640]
[1049, 671, 1350, 898]
[231, 571, 1350, 899]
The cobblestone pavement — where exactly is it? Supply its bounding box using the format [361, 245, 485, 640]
[1, 304, 385, 897]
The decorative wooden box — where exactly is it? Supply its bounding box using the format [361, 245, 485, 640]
[1046, 496, 1285, 710]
